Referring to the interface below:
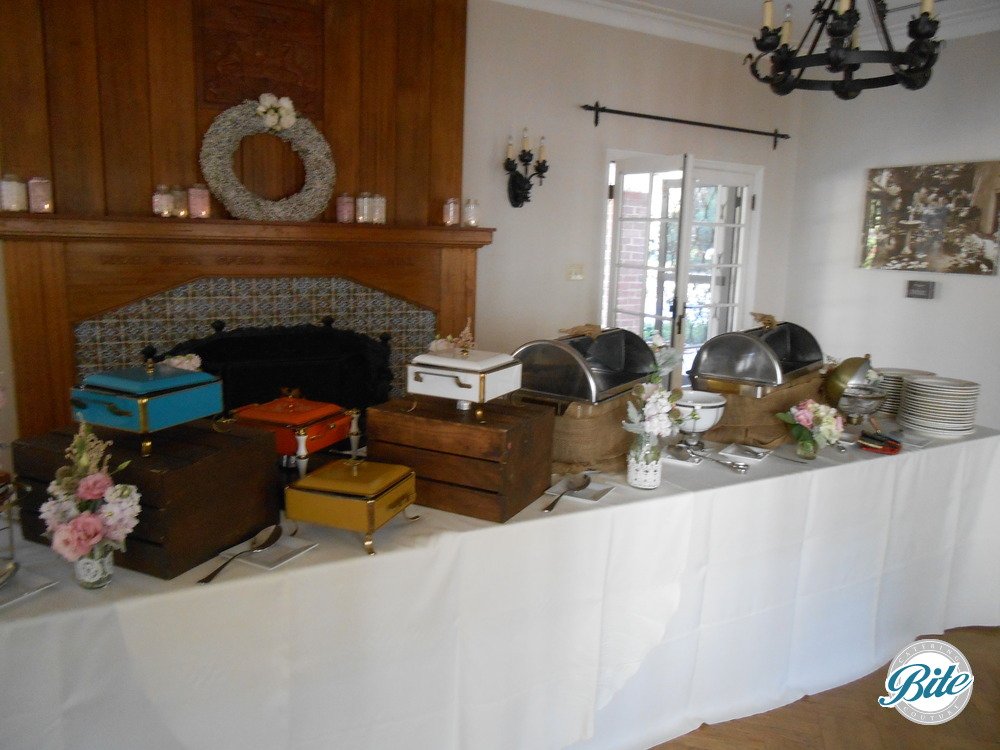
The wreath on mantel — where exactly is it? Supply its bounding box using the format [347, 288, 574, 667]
[199, 94, 335, 222]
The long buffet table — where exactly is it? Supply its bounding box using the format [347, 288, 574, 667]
[2, 428, 999, 750]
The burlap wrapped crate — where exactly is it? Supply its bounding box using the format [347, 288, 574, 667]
[513, 391, 632, 474]
[702, 370, 827, 449]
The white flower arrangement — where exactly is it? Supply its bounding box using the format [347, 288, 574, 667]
[622, 334, 684, 438]
[255, 93, 297, 132]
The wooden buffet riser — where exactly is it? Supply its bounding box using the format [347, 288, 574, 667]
[0, 215, 494, 438]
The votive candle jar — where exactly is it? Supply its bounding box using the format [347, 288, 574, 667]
[0, 174, 28, 212]
[152, 185, 173, 217]
[335, 193, 354, 223]
[170, 186, 189, 218]
[460, 198, 480, 227]
[188, 184, 211, 218]
[27, 177, 54, 213]
[356, 192, 372, 223]
[372, 194, 386, 224]
[442, 198, 459, 226]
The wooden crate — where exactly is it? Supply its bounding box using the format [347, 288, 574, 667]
[13, 420, 281, 579]
[366, 397, 554, 522]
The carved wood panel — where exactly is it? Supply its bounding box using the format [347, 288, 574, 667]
[195, 0, 324, 119]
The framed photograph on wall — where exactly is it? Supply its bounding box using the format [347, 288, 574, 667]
[860, 160, 1000, 275]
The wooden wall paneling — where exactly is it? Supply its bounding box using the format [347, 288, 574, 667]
[359, 1, 398, 220]
[240, 134, 306, 202]
[429, 0, 467, 219]
[322, 0, 362, 220]
[95, 0, 153, 214]
[438, 246, 476, 337]
[147, 0, 200, 190]
[0, 0, 52, 179]
[41, 0, 106, 214]
[3, 241, 75, 437]
[393, 0, 433, 225]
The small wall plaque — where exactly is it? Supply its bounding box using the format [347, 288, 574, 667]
[906, 280, 936, 299]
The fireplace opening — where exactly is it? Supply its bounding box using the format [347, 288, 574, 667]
[154, 318, 392, 416]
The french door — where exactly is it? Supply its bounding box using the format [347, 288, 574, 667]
[604, 155, 759, 383]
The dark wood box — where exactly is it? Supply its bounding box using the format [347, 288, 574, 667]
[13, 420, 281, 579]
[366, 397, 554, 522]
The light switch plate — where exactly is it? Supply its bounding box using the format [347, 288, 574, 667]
[566, 263, 584, 281]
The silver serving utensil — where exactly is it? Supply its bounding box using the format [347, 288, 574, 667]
[737, 445, 770, 458]
[542, 473, 591, 513]
[0, 560, 17, 590]
[685, 448, 749, 474]
[198, 525, 282, 584]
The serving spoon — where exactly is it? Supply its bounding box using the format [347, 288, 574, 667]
[542, 473, 591, 513]
[198, 525, 282, 584]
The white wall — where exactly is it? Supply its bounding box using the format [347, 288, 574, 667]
[463, 0, 801, 353]
[783, 31, 1000, 428]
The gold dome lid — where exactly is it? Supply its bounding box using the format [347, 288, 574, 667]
[824, 354, 872, 405]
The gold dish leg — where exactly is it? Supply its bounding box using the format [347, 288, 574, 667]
[141, 439, 152, 457]
[363, 532, 375, 555]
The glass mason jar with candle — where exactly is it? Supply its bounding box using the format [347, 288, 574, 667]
[0, 174, 28, 212]
[152, 185, 173, 217]
[460, 198, 480, 227]
[187, 184, 211, 218]
[27, 177, 54, 213]
[170, 186, 189, 218]
[335, 193, 354, 223]
[442, 198, 459, 226]
[356, 192, 372, 223]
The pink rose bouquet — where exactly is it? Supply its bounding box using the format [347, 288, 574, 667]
[38, 422, 141, 563]
[776, 399, 845, 453]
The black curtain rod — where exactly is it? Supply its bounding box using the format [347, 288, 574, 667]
[581, 101, 791, 150]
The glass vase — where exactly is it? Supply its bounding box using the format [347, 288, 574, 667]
[796, 440, 818, 460]
[627, 432, 662, 489]
[74, 545, 114, 589]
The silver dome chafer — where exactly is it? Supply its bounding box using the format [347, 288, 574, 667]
[512, 328, 656, 405]
[688, 322, 823, 398]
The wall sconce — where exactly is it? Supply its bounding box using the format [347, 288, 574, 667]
[503, 128, 549, 207]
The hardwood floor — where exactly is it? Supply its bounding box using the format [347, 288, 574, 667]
[653, 627, 999, 749]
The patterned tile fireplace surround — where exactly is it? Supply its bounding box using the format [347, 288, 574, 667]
[73, 277, 437, 399]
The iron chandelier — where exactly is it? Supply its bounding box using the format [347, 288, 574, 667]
[749, 0, 940, 100]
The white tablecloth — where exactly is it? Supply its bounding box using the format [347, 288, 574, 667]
[2, 430, 998, 750]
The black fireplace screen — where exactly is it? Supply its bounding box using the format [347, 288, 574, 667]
[155, 319, 392, 414]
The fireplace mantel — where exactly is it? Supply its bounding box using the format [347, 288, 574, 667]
[1, 215, 493, 437]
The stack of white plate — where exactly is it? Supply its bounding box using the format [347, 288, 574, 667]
[897, 375, 979, 438]
[876, 367, 936, 415]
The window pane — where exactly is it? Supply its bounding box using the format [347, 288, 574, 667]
[618, 219, 650, 266]
[691, 224, 717, 263]
[645, 269, 675, 321]
[613, 263, 646, 314]
[648, 220, 661, 266]
[614, 311, 642, 335]
[621, 173, 650, 219]
[715, 225, 743, 265]
[692, 186, 719, 222]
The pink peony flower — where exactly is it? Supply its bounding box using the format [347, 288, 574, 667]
[51, 512, 105, 562]
[793, 407, 814, 429]
[76, 472, 113, 501]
